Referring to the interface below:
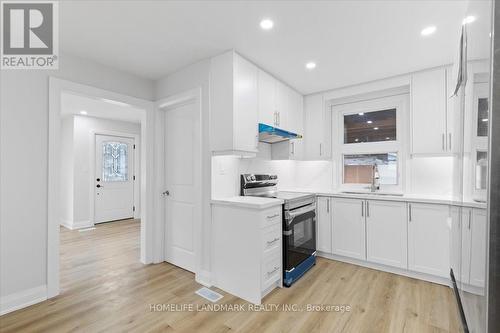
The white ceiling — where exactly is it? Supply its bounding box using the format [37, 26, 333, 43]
[60, 1, 492, 94]
[61, 92, 144, 123]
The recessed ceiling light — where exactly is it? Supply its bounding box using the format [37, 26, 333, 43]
[463, 16, 476, 25]
[367, 120, 373, 124]
[373, 127, 379, 130]
[79, 110, 88, 115]
[101, 98, 131, 107]
[305, 62, 316, 70]
[358, 112, 364, 116]
[421, 26, 437, 36]
[260, 18, 274, 30]
[482, 118, 488, 122]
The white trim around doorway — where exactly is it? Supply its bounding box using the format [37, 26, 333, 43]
[48, 77, 159, 299]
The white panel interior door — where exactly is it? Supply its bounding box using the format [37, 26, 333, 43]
[164, 101, 199, 273]
[94, 135, 135, 223]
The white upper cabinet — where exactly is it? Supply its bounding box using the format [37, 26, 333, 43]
[258, 69, 277, 127]
[331, 197, 366, 260]
[257, 68, 303, 135]
[366, 200, 407, 269]
[407, 203, 450, 278]
[411, 67, 455, 155]
[303, 94, 331, 160]
[210, 51, 259, 156]
[275, 81, 289, 130]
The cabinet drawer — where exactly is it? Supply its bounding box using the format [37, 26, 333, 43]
[262, 251, 281, 290]
[261, 207, 282, 228]
[262, 224, 281, 254]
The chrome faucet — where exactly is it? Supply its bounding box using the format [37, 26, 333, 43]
[370, 164, 380, 192]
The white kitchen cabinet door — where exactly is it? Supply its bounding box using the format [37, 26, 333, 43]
[450, 206, 462, 281]
[460, 208, 472, 284]
[366, 200, 407, 269]
[258, 69, 277, 127]
[408, 203, 450, 278]
[303, 94, 330, 160]
[446, 66, 460, 153]
[287, 90, 303, 134]
[332, 198, 365, 260]
[316, 197, 332, 253]
[233, 54, 259, 153]
[470, 209, 487, 289]
[210, 51, 258, 155]
[411, 68, 447, 154]
[275, 81, 290, 130]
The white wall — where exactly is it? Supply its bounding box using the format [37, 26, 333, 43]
[154, 59, 212, 281]
[60, 117, 75, 225]
[59, 115, 141, 229]
[0, 52, 153, 308]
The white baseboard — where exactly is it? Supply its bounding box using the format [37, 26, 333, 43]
[196, 269, 212, 287]
[0, 285, 47, 316]
[60, 219, 93, 230]
[317, 251, 451, 287]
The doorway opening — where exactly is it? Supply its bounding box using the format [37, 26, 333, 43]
[48, 78, 157, 299]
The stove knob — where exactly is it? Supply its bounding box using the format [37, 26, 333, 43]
[251, 176, 256, 181]
[247, 176, 252, 181]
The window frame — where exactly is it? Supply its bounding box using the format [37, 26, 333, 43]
[331, 94, 408, 193]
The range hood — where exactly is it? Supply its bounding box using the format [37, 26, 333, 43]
[258, 123, 302, 144]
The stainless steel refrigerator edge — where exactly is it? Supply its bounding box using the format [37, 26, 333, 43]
[488, 1, 500, 332]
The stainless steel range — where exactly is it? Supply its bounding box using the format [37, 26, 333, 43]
[240, 174, 316, 287]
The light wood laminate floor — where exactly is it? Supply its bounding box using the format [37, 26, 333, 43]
[0, 219, 462, 333]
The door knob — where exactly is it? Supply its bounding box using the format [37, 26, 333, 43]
[162, 190, 170, 196]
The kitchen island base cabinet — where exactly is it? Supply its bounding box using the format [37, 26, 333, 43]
[331, 198, 365, 260]
[211, 203, 283, 305]
[408, 203, 450, 278]
[366, 200, 407, 269]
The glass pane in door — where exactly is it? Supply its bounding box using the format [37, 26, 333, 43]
[102, 141, 128, 182]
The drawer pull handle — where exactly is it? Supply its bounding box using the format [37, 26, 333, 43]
[267, 213, 279, 219]
[267, 267, 279, 275]
[267, 237, 280, 245]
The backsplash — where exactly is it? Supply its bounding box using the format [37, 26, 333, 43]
[212, 153, 456, 199]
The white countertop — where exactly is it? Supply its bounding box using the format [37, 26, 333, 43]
[211, 196, 284, 209]
[280, 188, 487, 209]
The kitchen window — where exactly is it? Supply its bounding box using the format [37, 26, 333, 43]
[332, 93, 408, 193]
[344, 109, 396, 144]
[343, 153, 398, 185]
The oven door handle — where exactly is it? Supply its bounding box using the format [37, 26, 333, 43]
[285, 205, 316, 224]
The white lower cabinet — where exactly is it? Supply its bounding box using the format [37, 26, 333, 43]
[331, 197, 365, 260]
[366, 200, 407, 269]
[316, 196, 332, 253]
[408, 203, 450, 278]
[470, 209, 487, 289]
[212, 203, 282, 304]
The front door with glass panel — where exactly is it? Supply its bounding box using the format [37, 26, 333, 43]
[94, 134, 134, 223]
